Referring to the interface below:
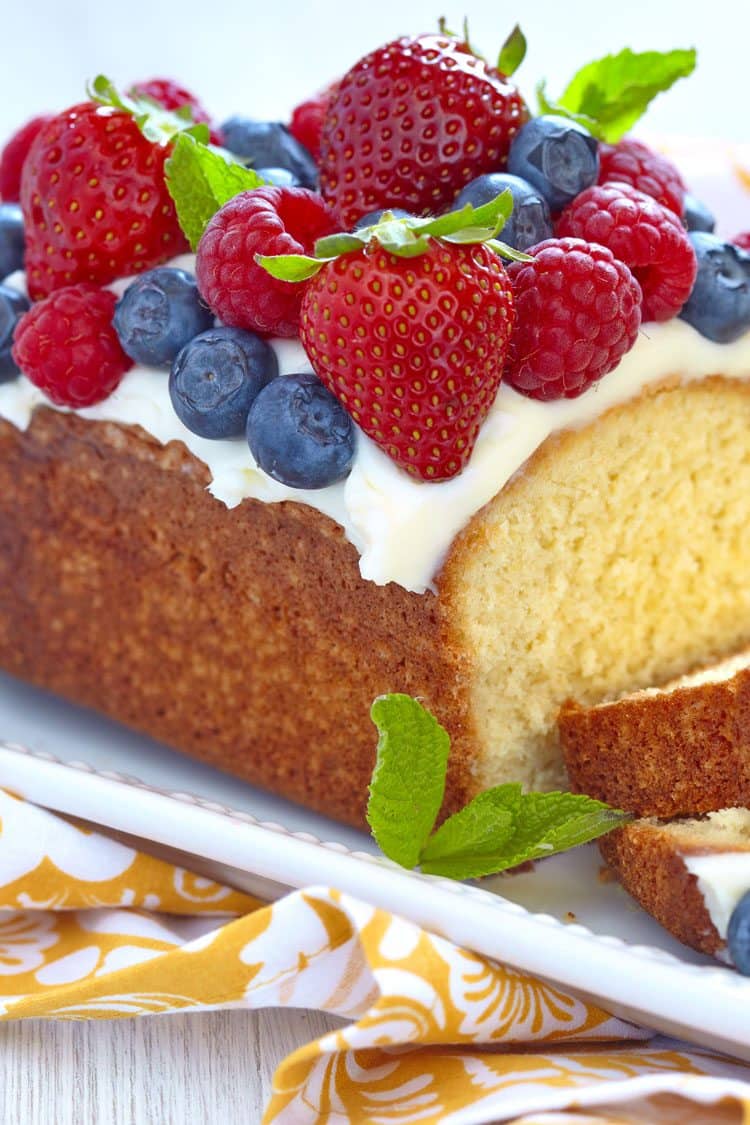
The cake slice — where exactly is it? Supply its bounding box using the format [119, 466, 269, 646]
[560, 649, 750, 818]
[600, 810, 750, 962]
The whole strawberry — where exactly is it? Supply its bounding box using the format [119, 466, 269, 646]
[301, 241, 513, 479]
[21, 101, 188, 299]
[319, 33, 528, 228]
[289, 81, 339, 162]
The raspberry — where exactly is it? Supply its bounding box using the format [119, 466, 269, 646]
[129, 78, 222, 145]
[557, 183, 696, 322]
[12, 284, 132, 407]
[505, 238, 642, 401]
[289, 82, 339, 162]
[0, 115, 51, 202]
[733, 232, 750, 253]
[196, 186, 336, 338]
[598, 137, 686, 216]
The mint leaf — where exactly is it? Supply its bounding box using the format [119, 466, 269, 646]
[421, 788, 630, 880]
[419, 785, 520, 874]
[367, 694, 450, 869]
[164, 134, 265, 250]
[497, 25, 527, 77]
[540, 47, 696, 143]
[256, 253, 328, 282]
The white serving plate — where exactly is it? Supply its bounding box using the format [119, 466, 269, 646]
[1, 671, 749, 1059]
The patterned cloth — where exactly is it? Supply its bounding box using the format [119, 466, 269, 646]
[1, 791, 749, 1123]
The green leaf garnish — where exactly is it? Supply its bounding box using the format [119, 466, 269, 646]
[88, 74, 211, 147]
[255, 253, 330, 282]
[497, 25, 527, 77]
[367, 694, 450, 869]
[164, 134, 266, 251]
[368, 695, 631, 880]
[538, 47, 697, 143]
[257, 191, 529, 284]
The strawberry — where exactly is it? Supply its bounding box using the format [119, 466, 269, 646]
[259, 198, 517, 481]
[129, 78, 223, 145]
[318, 33, 528, 228]
[289, 81, 339, 162]
[21, 95, 189, 300]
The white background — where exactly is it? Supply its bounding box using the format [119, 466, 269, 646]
[2, 0, 748, 142]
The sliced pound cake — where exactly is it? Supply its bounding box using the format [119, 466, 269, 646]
[600, 810, 750, 962]
[560, 649, 750, 818]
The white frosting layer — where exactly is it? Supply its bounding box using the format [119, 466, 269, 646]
[3, 261, 750, 593]
[684, 852, 750, 945]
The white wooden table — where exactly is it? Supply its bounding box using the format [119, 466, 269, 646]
[1, 1009, 342, 1123]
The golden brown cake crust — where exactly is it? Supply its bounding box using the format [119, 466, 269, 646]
[560, 666, 750, 817]
[599, 821, 750, 957]
[0, 408, 475, 826]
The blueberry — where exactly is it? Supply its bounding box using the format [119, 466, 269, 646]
[220, 119, 317, 189]
[247, 372, 355, 489]
[728, 890, 750, 974]
[256, 167, 302, 188]
[679, 233, 750, 343]
[507, 115, 599, 213]
[450, 173, 553, 251]
[0, 283, 29, 381]
[354, 208, 412, 230]
[683, 192, 716, 233]
[169, 327, 278, 439]
[114, 268, 214, 368]
[0, 203, 25, 281]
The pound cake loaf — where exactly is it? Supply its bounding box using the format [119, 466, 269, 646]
[1, 34, 750, 826]
[600, 810, 750, 964]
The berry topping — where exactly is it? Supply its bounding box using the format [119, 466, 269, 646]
[507, 115, 599, 212]
[557, 182, 697, 321]
[597, 137, 685, 215]
[0, 115, 51, 202]
[0, 284, 29, 381]
[728, 891, 750, 975]
[128, 78, 221, 143]
[196, 186, 336, 338]
[451, 173, 552, 250]
[220, 119, 318, 189]
[298, 237, 514, 481]
[21, 102, 188, 300]
[12, 284, 132, 407]
[318, 33, 528, 228]
[247, 372, 355, 489]
[504, 238, 642, 400]
[289, 82, 339, 162]
[169, 326, 278, 439]
[732, 232, 750, 254]
[683, 192, 715, 233]
[679, 233, 750, 343]
[0, 202, 25, 279]
[114, 267, 214, 368]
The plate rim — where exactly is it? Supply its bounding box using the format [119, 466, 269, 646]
[1, 739, 750, 1059]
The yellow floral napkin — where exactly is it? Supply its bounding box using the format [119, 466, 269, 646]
[1, 790, 749, 1124]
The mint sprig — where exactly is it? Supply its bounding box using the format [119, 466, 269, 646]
[165, 134, 266, 251]
[368, 695, 630, 880]
[538, 47, 697, 143]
